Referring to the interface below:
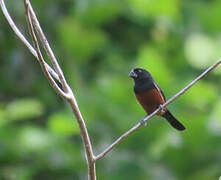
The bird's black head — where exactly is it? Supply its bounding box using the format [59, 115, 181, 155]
[129, 68, 152, 82]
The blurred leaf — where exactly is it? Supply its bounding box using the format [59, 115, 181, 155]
[182, 81, 217, 110]
[129, 0, 180, 20]
[188, 164, 220, 180]
[47, 111, 79, 136]
[136, 45, 174, 86]
[18, 126, 54, 152]
[0, 107, 7, 127]
[6, 99, 44, 121]
[185, 33, 219, 69]
[149, 131, 183, 160]
[208, 99, 221, 136]
[75, 0, 122, 26]
[196, 1, 221, 33]
[57, 18, 107, 60]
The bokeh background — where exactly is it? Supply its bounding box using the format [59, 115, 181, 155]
[1, 0, 221, 179]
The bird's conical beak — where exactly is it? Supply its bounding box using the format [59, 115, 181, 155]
[129, 69, 137, 78]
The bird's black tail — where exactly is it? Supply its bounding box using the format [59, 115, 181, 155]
[162, 111, 185, 131]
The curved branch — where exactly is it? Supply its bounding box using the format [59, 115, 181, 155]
[25, 0, 69, 93]
[95, 59, 221, 160]
[25, 5, 70, 99]
[0, 0, 59, 81]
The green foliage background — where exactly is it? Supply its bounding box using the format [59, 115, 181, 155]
[1, 0, 221, 179]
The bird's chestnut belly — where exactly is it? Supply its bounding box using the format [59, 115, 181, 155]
[135, 89, 167, 115]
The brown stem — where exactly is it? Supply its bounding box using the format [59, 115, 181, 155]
[68, 98, 96, 180]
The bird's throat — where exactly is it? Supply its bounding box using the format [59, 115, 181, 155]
[134, 79, 155, 93]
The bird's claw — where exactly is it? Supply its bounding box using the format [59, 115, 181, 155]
[159, 104, 165, 113]
[140, 116, 147, 126]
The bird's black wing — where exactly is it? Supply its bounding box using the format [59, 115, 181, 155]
[153, 81, 166, 101]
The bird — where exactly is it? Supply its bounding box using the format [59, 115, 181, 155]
[129, 68, 185, 131]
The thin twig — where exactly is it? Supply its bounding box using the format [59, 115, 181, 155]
[25, 4, 69, 99]
[0, 0, 59, 82]
[68, 97, 97, 179]
[164, 59, 221, 107]
[95, 59, 221, 160]
[25, 0, 69, 93]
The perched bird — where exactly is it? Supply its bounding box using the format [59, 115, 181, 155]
[129, 68, 185, 131]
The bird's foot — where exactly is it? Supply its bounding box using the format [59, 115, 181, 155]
[140, 116, 147, 126]
[159, 104, 165, 114]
